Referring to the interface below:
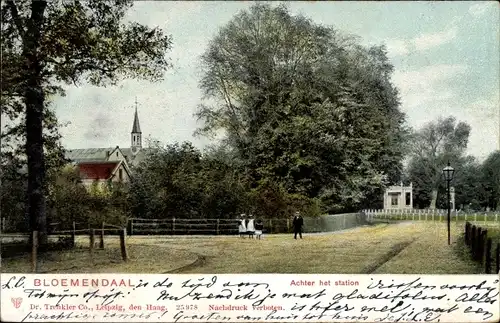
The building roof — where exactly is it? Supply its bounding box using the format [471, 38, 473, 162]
[65, 148, 112, 162]
[132, 107, 141, 133]
[77, 162, 119, 180]
[65, 147, 154, 167]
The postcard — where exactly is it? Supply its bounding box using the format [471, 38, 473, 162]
[1, 1, 499, 322]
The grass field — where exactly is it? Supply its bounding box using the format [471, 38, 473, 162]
[0, 222, 484, 274]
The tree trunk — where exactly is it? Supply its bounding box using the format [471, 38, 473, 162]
[23, 0, 49, 248]
[429, 189, 438, 209]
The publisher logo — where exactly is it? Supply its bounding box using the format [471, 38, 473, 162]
[11, 297, 23, 309]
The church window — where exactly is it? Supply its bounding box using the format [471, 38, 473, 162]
[116, 152, 118, 157]
[119, 169, 123, 181]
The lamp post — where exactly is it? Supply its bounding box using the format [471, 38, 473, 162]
[442, 162, 455, 245]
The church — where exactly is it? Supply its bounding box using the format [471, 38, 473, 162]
[65, 106, 151, 188]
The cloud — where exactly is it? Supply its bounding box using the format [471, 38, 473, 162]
[469, 2, 491, 18]
[83, 113, 114, 142]
[385, 39, 411, 57]
[413, 27, 458, 51]
[463, 94, 500, 158]
[392, 64, 468, 109]
[384, 27, 458, 57]
[392, 64, 499, 159]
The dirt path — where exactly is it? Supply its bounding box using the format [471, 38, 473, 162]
[373, 222, 480, 274]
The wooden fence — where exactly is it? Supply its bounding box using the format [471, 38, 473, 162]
[23, 222, 129, 273]
[363, 209, 500, 224]
[464, 222, 500, 274]
[127, 217, 290, 236]
[127, 213, 366, 236]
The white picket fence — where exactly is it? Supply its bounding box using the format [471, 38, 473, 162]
[362, 208, 500, 225]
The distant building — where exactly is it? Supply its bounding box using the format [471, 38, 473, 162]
[66, 102, 152, 190]
[76, 160, 132, 187]
[383, 182, 413, 210]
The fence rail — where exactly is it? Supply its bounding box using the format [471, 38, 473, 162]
[127, 213, 367, 236]
[1, 221, 129, 270]
[128, 217, 283, 236]
[363, 209, 500, 224]
[2, 212, 370, 238]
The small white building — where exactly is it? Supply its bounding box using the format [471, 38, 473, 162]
[383, 182, 413, 210]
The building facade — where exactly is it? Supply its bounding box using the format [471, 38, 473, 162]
[383, 182, 413, 210]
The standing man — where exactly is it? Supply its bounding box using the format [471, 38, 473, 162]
[255, 219, 264, 240]
[292, 211, 304, 239]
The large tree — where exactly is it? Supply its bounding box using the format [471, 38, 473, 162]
[480, 151, 500, 211]
[196, 4, 408, 212]
[406, 116, 471, 209]
[1, 0, 172, 245]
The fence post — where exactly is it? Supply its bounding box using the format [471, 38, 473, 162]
[216, 219, 220, 235]
[478, 229, 487, 263]
[485, 238, 492, 273]
[269, 219, 273, 234]
[120, 228, 128, 261]
[71, 221, 76, 248]
[496, 243, 500, 274]
[465, 222, 469, 245]
[287, 218, 290, 232]
[471, 226, 477, 258]
[467, 222, 471, 245]
[127, 219, 132, 236]
[173, 218, 176, 235]
[31, 231, 38, 273]
[475, 229, 482, 262]
[89, 229, 95, 260]
[475, 228, 482, 262]
[99, 222, 105, 249]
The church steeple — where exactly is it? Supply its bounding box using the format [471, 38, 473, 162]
[131, 97, 142, 153]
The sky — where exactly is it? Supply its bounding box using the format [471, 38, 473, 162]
[50, 1, 499, 160]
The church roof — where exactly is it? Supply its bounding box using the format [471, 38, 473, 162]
[65, 147, 155, 167]
[132, 108, 141, 133]
[77, 161, 119, 180]
[65, 148, 111, 162]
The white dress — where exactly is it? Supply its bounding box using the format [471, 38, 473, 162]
[238, 219, 247, 233]
[247, 219, 255, 233]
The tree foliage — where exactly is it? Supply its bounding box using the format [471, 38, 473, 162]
[406, 116, 471, 209]
[129, 142, 250, 219]
[1, 0, 172, 244]
[480, 151, 500, 210]
[196, 4, 408, 212]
